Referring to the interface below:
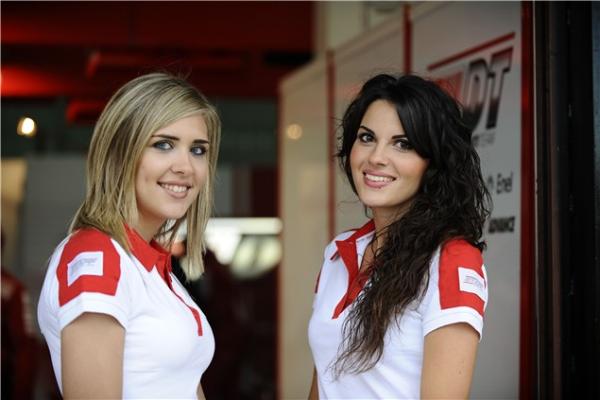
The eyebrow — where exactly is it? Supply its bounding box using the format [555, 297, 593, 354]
[358, 125, 407, 139]
[153, 134, 209, 145]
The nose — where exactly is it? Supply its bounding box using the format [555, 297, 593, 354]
[171, 149, 194, 175]
[367, 142, 388, 166]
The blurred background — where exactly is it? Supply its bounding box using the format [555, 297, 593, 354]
[1, 2, 599, 400]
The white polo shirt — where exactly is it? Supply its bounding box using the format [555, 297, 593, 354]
[308, 220, 488, 399]
[38, 227, 214, 399]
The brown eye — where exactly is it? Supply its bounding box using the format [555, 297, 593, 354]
[394, 138, 414, 150]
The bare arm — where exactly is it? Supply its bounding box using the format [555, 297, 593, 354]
[420, 323, 479, 399]
[61, 312, 125, 399]
[197, 383, 205, 399]
[308, 367, 319, 400]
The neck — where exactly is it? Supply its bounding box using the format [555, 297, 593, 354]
[371, 206, 409, 249]
[130, 215, 163, 243]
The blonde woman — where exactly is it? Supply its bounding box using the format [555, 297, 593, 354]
[38, 73, 220, 399]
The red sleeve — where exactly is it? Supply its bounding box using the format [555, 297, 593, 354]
[438, 239, 487, 317]
[56, 229, 121, 306]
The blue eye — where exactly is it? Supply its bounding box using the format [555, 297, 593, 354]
[357, 132, 374, 143]
[191, 145, 207, 156]
[152, 140, 173, 151]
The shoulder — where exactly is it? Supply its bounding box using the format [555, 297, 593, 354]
[56, 229, 121, 275]
[55, 229, 123, 307]
[60, 228, 120, 263]
[62, 228, 119, 253]
[432, 238, 487, 316]
[438, 239, 484, 275]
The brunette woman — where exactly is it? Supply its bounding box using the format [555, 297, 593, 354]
[308, 74, 491, 399]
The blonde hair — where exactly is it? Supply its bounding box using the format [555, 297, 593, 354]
[71, 72, 221, 280]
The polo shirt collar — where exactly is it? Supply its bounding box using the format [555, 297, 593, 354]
[125, 226, 172, 275]
[330, 219, 375, 261]
[329, 219, 375, 319]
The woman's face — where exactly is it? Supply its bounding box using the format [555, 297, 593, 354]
[134, 114, 209, 239]
[350, 99, 429, 220]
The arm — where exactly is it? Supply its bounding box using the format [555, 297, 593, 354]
[197, 384, 205, 399]
[308, 367, 319, 400]
[420, 323, 479, 399]
[61, 312, 125, 399]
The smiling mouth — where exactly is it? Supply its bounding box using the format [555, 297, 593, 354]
[364, 173, 395, 183]
[159, 183, 191, 194]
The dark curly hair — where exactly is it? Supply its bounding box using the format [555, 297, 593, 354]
[333, 74, 491, 374]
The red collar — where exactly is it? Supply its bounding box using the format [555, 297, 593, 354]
[330, 219, 375, 261]
[330, 219, 375, 319]
[125, 226, 172, 276]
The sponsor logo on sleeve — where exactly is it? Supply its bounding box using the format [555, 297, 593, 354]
[56, 230, 121, 306]
[438, 240, 486, 316]
[458, 267, 487, 303]
[67, 252, 104, 286]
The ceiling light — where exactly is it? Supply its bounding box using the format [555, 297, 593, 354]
[17, 117, 37, 137]
[286, 123, 303, 140]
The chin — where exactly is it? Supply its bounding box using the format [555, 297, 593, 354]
[162, 208, 190, 221]
[358, 194, 388, 207]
